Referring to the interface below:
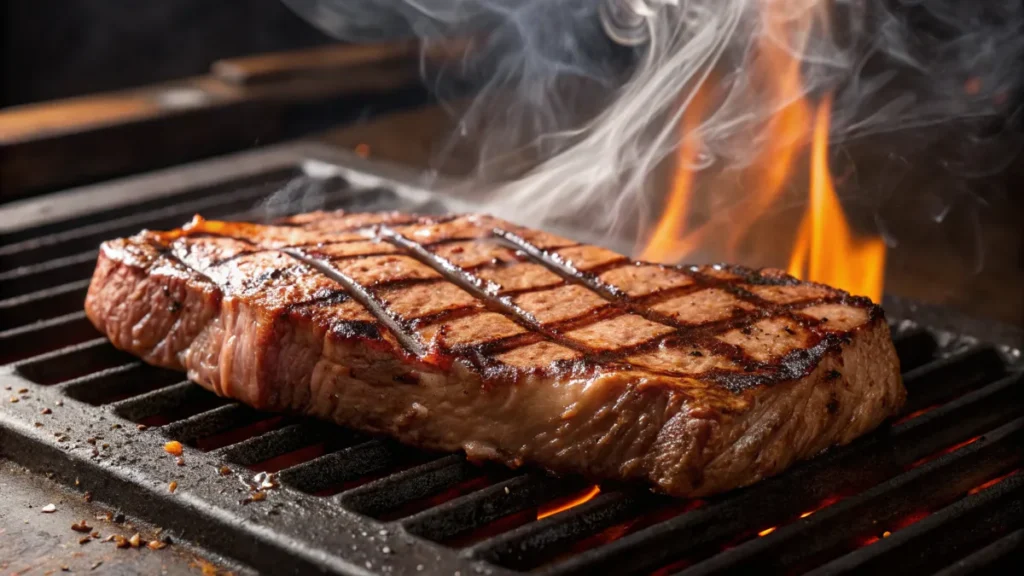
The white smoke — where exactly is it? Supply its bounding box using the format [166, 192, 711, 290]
[284, 0, 1023, 243]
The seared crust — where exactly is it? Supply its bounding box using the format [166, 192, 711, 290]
[84, 211, 906, 496]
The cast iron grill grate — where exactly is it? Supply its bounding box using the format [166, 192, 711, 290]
[1, 149, 1021, 576]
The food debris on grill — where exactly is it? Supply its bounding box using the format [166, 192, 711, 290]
[71, 520, 93, 532]
[168, 481, 178, 493]
[83, 211, 906, 497]
[253, 471, 278, 490]
[240, 491, 267, 505]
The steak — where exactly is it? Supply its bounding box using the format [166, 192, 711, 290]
[84, 211, 906, 497]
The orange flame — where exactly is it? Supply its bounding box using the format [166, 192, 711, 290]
[638, 3, 886, 302]
[786, 96, 887, 302]
[638, 90, 708, 263]
[537, 485, 601, 520]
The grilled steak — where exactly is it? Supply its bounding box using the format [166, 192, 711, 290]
[84, 211, 905, 497]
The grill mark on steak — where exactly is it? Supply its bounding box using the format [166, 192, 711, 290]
[356, 223, 874, 389]
[154, 215, 880, 392]
[280, 247, 426, 357]
[376, 226, 598, 357]
[489, 229, 888, 390]
[494, 229, 734, 334]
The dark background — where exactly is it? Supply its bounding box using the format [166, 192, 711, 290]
[1, 0, 334, 107]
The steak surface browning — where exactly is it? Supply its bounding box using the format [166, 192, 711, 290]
[84, 211, 905, 497]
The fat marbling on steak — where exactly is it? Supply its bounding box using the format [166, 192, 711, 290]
[84, 211, 905, 497]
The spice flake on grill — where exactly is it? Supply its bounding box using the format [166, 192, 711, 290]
[83, 211, 905, 497]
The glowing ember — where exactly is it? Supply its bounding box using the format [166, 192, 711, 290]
[757, 526, 777, 537]
[536, 485, 601, 520]
[858, 512, 929, 548]
[889, 510, 931, 532]
[907, 436, 981, 469]
[892, 404, 940, 426]
[786, 96, 887, 302]
[354, 143, 371, 158]
[967, 469, 1020, 495]
[798, 494, 844, 520]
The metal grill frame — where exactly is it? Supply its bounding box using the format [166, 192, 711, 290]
[1, 143, 1021, 576]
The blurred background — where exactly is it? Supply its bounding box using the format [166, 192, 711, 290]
[1, 0, 335, 107]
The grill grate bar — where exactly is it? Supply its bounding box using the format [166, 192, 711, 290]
[900, 346, 1007, 414]
[159, 403, 266, 445]
[805, 473, 1023, 575]
[216, 421, 364, 466]
[109, 380, 203, 422]
[402, 474, 588, 546]
[0, 250, 98, 299]
[339, 454, 485, 518]
[931, 527, 1024, 576]
[0, 173, 332, 269]
[280, 438, 415, 495]
[674, 418, 1024, 576]
[0, 279, 91, 331]
[12, 338, 135, 385]
[0, 311, 98, 366]
[55, 362, 181, 406]
[470, 490, 661, 570]
[534, 371, 1023, 576]
[0, 167, 306, 245]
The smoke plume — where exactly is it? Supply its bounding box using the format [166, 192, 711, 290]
[285, 0, 1024, 245]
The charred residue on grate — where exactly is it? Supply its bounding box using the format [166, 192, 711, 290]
[0, 159, 1021, 576]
